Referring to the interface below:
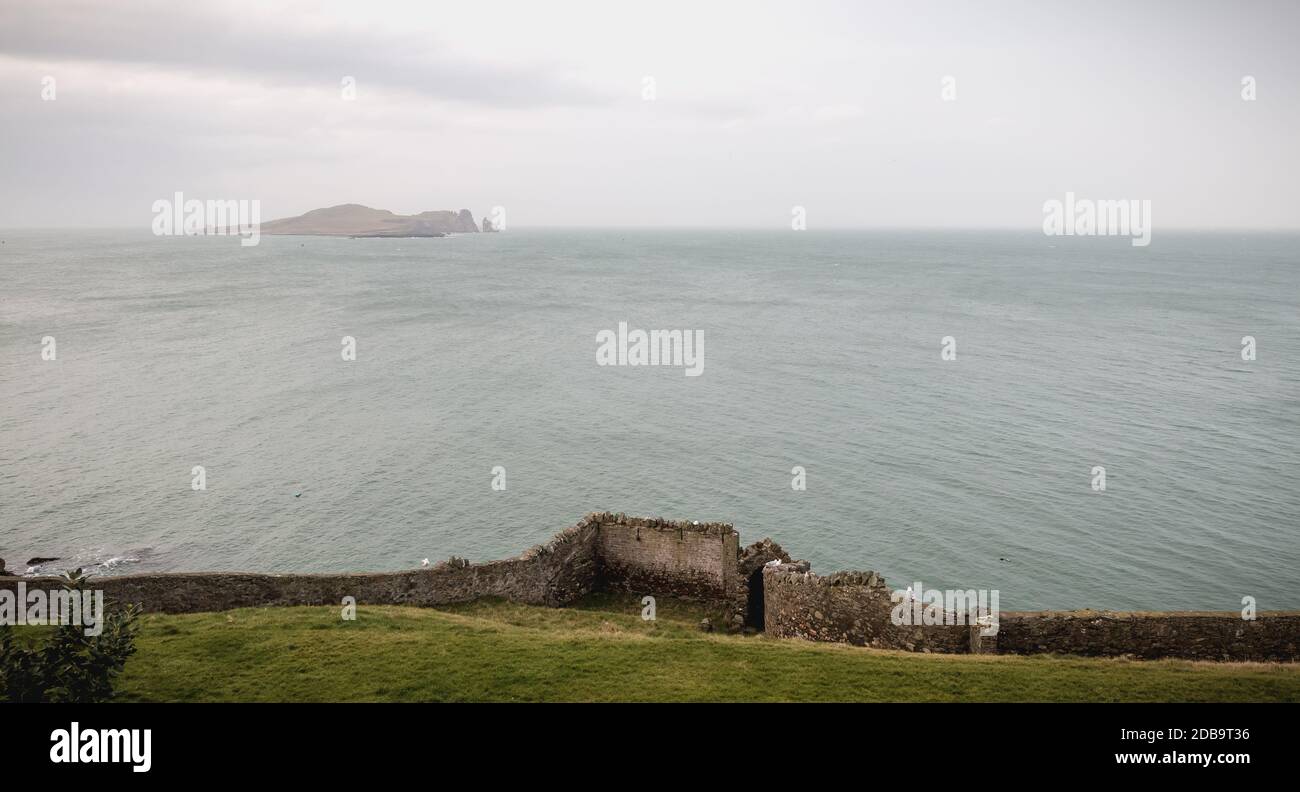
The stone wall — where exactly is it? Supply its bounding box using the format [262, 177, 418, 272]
[995, 611, 1300, 662]
[763, 564, 969, 652]
[0, 517, 601, 614]
[594, 513, 739, 601]
[761, 563, 1300, 661]
[732, 538, 793, 630]
[5, 512, 1300, 662]
[0, 512, 745, 616]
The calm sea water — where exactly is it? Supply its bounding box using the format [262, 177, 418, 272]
[1, 229, 1297, 610]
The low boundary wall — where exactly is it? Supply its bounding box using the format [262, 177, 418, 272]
[4, 512, 1297, 661]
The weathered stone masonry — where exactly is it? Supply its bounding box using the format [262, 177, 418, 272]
[995, 611, 1300, 662]
[596, 514, 739, 601]
[1, 516, 602, 614]
[761, 563, 1300, 662]
[762, 565, 969, 653]
[0, 513, 735, 616]
[3, 512, 1297, 661]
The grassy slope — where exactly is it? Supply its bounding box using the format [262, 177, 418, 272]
[113, 594, 1300, 703]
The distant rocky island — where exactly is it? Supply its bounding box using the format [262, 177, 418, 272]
[261, 204, 493, 237]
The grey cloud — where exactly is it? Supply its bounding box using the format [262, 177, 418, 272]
[0, 0, 610, 107]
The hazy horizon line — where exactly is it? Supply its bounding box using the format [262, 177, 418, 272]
[4, 224, 1300, 234]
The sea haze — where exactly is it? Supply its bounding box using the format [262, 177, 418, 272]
[0, 229, 1296, 611]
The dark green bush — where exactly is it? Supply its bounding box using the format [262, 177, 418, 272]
[0, 570, 141, 703]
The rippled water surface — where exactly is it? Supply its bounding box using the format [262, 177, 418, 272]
[1, 229, 1297, 610]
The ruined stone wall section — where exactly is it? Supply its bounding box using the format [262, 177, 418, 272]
[728, 539, 794, 629]
[593, 512, 739, 600]
[996, 611, 1300, 662]
[0, 516, 603, 614]
[0, 513, 741, 615]
[763, 564, 1300, 661]
[5, 512, 1300, 662]
[763, 565, 968, 652]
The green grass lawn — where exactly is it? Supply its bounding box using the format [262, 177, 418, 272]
[109, 594, 1300, 702]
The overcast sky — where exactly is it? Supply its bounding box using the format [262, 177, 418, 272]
[1, 0, 1297, 228]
